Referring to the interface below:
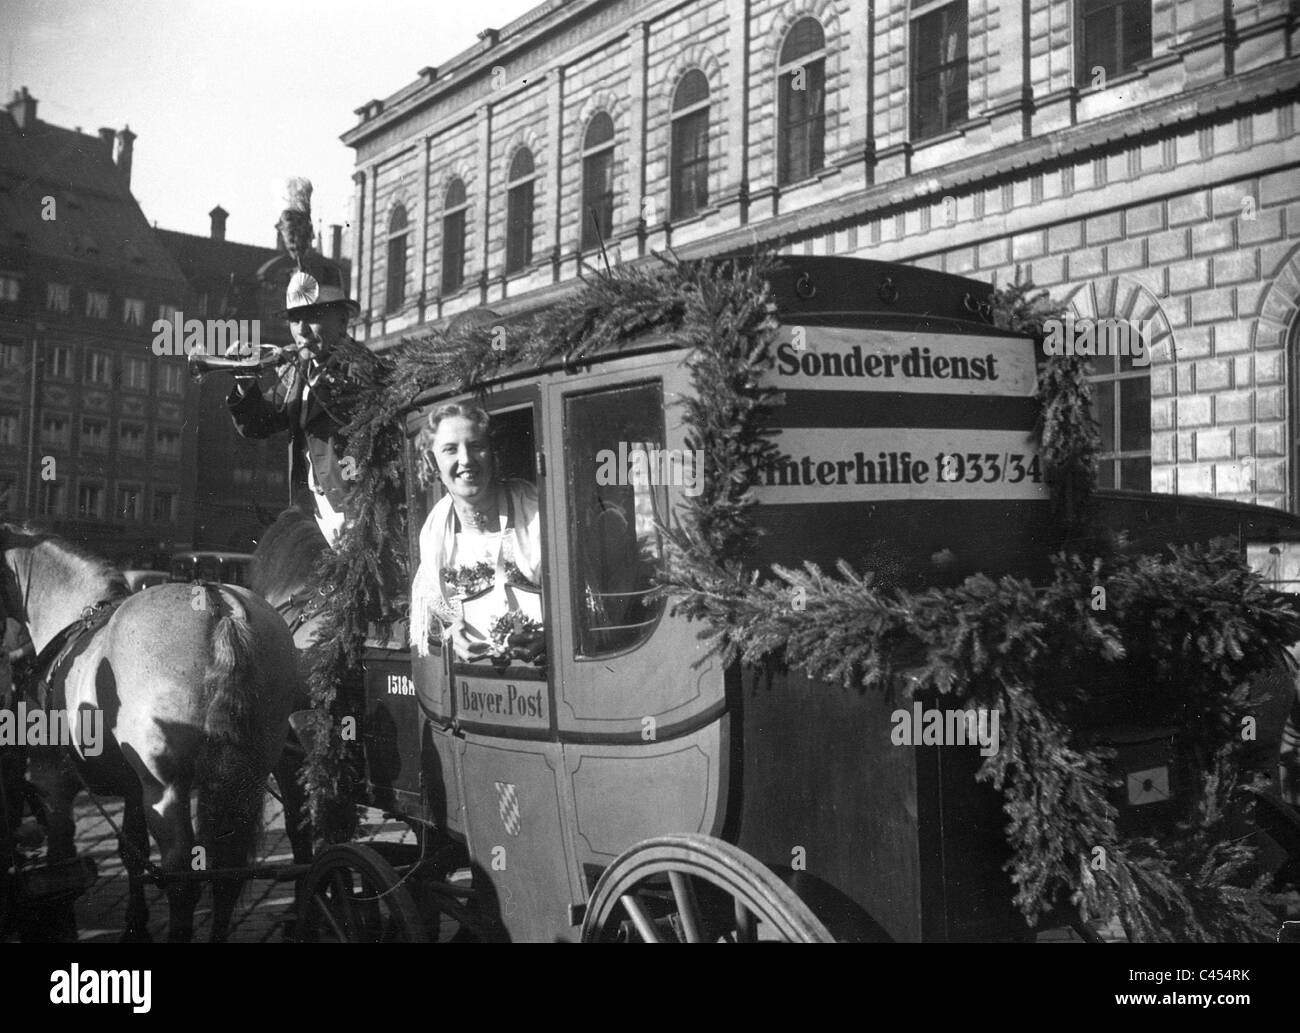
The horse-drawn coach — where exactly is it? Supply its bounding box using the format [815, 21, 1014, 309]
[5, 255, 1300, 943]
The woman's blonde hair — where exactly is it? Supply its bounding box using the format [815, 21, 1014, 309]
[415, 403, 493, 483]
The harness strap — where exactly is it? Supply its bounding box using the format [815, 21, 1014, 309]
[22, 597, 125, 707]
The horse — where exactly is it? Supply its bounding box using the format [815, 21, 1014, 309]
[248, 505, 331, 868]
[0, 523, 301, 942]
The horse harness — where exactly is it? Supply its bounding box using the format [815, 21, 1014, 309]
[17, 597, 126, 715]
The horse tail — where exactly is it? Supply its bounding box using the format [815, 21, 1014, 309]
[202, 585, 259, 743]
[196, 585, 272, 938]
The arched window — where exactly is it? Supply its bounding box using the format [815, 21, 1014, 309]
[441, 179, 467, 295]
[506, 148, 536, 274]
[385, 204, 408, 315]
[777, 17, 826, 186]
[581, 112, 615, 252]
[670, 70, 710, 220]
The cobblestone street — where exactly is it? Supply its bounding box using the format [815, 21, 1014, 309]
[68, 787, 412, 944]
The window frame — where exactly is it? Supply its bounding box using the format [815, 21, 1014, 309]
[122, 356, 149, 392]
[776, 17, 828, 187]
[441, 179, 469, 296]
[1077, 0, 1153, 87]
[45, 282, 71, 314]
[45, 346, 72, 379]
[152, 489, 178, 524]
[505, 148, 536, 274]
[385, 204, 409, 315]
[670, 70, 711, 221]
[580, 113, 616, 253]
[562, 378, 671, 660]
[909, 0, 970, 141]
[81, 416, 109, 451]
[40, 412, 70, 449]
[1086, 339, 1152, 492]
[85, 289, 111, 320]
[85, 350, 113, 386]
[77, 480, 106, 520]
[119, 421, 146, 456]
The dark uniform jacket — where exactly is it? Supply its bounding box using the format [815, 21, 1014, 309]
[226, 338, 377, 518]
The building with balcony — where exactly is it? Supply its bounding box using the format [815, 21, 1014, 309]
[342, 0, 1300, 509]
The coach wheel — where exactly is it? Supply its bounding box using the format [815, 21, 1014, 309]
[580, 834, 835, 943]
[295, 843, 427, 943]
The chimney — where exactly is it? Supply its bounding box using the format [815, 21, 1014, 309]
[209, 205, 228, 242]
[7, 87, 37, 130]
[97, 127, 116, 157]
[113, 125, 136, 187]
[330, 224, 342, 260]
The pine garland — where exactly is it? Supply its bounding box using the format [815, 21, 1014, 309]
[301, 255, 1299, 942]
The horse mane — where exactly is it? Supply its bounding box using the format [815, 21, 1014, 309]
[250, 507, 328, 605]
[2, 521, 128, 598]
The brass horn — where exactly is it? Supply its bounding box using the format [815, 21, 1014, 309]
[187, 343, 291, 382]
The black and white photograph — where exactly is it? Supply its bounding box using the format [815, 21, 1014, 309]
[2, 0, 1299, 999]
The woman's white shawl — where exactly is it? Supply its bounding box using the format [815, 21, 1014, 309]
[409, 479, 542, 656]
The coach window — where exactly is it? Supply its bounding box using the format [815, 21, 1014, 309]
[581, 113, 616, 253]
[386, 204, 409, 315]
[911, 0, 968, 141]
[506, 148, 536, 274]
[1078, 0, 1152, 86]
[1090, 339, 1151, 491]
[670, 70, 710, 220]
[777, 17, 826, 185]
[442, 179, 468, 296]
[564, 381, 667, 657]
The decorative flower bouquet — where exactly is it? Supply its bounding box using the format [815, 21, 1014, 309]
[487, 611, 544, 667]
[443, 561, 496, 598]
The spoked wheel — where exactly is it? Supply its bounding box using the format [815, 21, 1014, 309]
[295, 844, 427, 943]
[581, 834, 835, 943]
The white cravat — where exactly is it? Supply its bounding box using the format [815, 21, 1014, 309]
[301, 378, 347, 546]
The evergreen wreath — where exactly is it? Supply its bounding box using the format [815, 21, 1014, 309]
[301, 254, 1299, 941]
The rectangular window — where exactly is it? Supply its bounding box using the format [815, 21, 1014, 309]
[46, 283, 71, 314]
[152, 490, 178, 524]
[506, 179, 535, 273]
[0, 338, 23, 370]
[1079, 0, 1152, 85]
[119, 422, 145, 455]
[85, 351, 112, 385]
[911, 1, 969, 140]
[41, 413, 70, 448]
[45, 346, 72, 379]
[85, 290, 110, 319]
[38, 480, 64, 517]
[123, 297, 146, 326]
[156, 428, 181, 458]
[778, 59, 825, 185]
[117, 484, 143, 521]
[0, 412, 18, 446]
[158, 303, 179, 323]
[160, 365, 183, 394]
[671, 108, 710, 220]
[1089, 344, 1151, 491]
[581, 149, 615, 252]
[441, 209, 466, 295]
[81, 417, 108, 450]
[0, 274, 20, 302]
[564, 382, 668, 657]
[122, 356, 149, 391]
[78, 482, 105, 519]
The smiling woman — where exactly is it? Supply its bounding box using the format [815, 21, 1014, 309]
[409, 403, 544, 664]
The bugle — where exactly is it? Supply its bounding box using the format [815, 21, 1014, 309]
[188, 343, 291, 381]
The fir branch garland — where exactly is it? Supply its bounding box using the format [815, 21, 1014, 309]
[298, 254, 1298, 944]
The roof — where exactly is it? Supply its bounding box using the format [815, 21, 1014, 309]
[0, 108, 188, 284]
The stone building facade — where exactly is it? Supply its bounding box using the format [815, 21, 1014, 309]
[343, 0, 1300, 509]
[0, 87, 198, 566]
